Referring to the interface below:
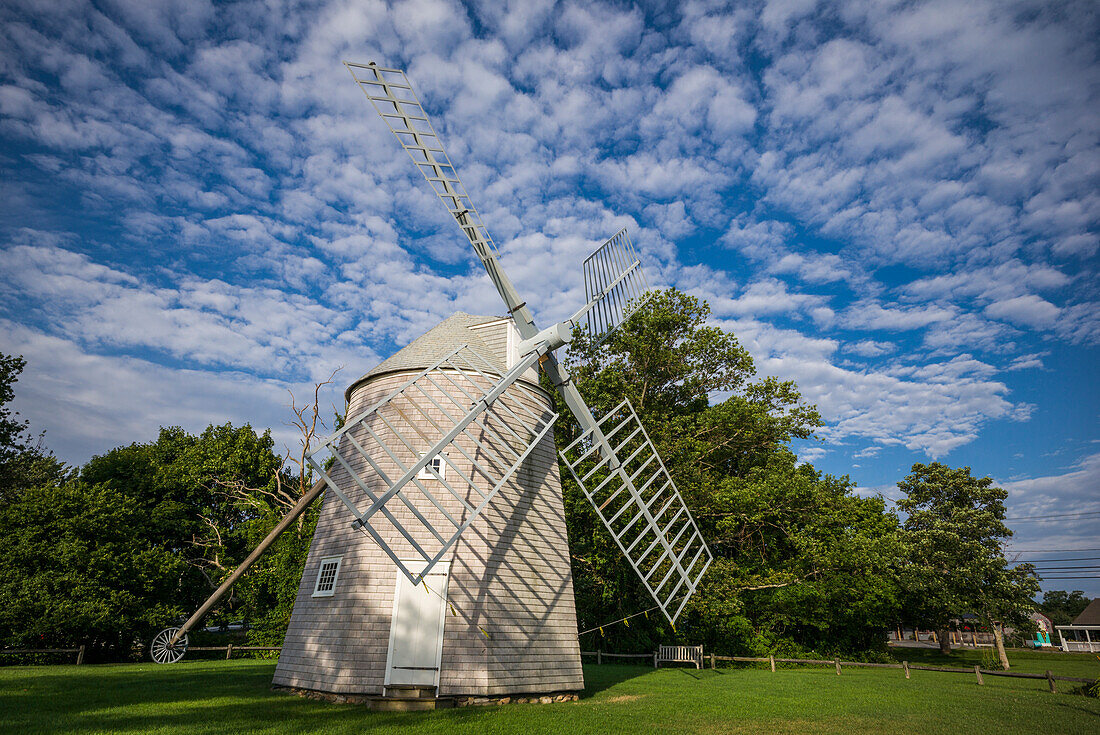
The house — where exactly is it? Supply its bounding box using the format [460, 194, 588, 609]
[1055, 597, 1100, 652]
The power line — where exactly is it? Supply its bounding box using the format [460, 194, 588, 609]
[1004, 511, 1100, 521]
[1033, 575, 1100, 579]
[1031, 565, 1100, 570]
[1005, 547, 1100, 553]
[1013, 556, 1100, 563]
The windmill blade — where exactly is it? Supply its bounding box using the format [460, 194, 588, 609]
[345, 62, 499, 266]
[580, 229, 652, 345]
[307, 342, 558, 585]
[559, 399, 713, 624]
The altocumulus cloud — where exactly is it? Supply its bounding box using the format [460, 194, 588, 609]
[0, 0, 1097, 577]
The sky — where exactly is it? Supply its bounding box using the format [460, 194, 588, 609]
[1, 0, 1097, 598]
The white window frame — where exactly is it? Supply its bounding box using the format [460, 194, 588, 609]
[417, 452, 446, 481]
[312, 555, 342, 598]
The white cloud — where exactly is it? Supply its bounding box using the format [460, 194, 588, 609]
[1001, 453, 1100, 575]
[0, 321, 345, 465]
[983, 294, 1061, 329]
[843, 339, 896, 358]
[0, 0, 1095, 492]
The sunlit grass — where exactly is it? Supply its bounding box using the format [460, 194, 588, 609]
[1, 655, 1097, 734]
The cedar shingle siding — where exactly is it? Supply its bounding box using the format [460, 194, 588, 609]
[272, 314, 584, 696]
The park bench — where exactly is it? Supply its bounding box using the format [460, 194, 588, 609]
[655, 644, 703, 669]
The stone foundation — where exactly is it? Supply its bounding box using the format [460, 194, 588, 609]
[454, 692, 579, 706]
[273, 684, 579, 708]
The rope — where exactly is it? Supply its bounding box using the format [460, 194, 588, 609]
[579, 606, 661, 636]
[419, 577, 493, 640]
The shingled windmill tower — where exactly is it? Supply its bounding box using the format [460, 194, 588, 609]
[151, 62, 711, 709]
[271, 313, 584, 702]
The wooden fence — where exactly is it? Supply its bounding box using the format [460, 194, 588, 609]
[0, 644, 280, 664]
[0, 646, 85, 664]
[581, 651, 1097, 693]
[185, 645, 282, 659]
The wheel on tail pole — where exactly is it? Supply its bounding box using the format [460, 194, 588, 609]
[150, 627, 188, 664]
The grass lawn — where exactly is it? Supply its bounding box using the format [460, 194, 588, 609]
[1, 656, 1097, 735]
[887, 646, 1100, 680]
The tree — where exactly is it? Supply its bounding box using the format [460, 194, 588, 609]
[897, 463, 1039, 668]
[556, 289, 901, 655]
[0, 481, 184, 657]
[80, 423, 291, 628]
[1039, 590, 1090, 626]
[0, 352, 66, 500]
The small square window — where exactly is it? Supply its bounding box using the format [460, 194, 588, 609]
[312, 556, 342, 598]
[417, 453, 446, 481]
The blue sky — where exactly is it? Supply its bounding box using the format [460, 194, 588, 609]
[1, 0, 1097, 597]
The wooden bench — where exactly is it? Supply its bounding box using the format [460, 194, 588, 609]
[655, 644, 703, 669]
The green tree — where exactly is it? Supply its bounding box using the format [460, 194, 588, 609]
[0, 481, 185, 657]
[897, 462, 1039, 667]
[0, 353, 66, 500]
[80, 423, 304, 632]
[556, 289, 901, 656]
[1039, 590, 1090, 627]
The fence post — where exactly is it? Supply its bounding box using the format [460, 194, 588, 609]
[226, 643, 233, 660]
[769, 655, 775, 672]
[1046, 670, 1056, 693]
[710, 653, 715, 670]
[597, 650, 602, 665]
[974, 666, 984, 685]
[76, 645, 85, 665]
[903, 660, 909, 679]
[834, 659, 841, 675]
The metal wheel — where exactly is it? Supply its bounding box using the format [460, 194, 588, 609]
[150, 627, 188, 664]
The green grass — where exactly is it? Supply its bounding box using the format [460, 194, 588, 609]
[1, 657, 1097, 734]
[887, 647, 1100, 680]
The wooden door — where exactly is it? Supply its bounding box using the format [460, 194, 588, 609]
[384, 562, 449, 689]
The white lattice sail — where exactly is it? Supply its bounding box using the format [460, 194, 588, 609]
[559, 399, 712, 623]
[581, 229, 651, 344]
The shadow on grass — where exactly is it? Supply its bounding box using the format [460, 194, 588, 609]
[674, 668, 705, 680]
[3, 662, 452, 734]
[578, 663, 651, 698]
[1, 660, 657, 733]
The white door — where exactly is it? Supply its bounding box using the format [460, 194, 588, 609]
[384, 562, 449, 689]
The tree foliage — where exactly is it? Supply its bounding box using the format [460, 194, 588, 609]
[1038, 589, 1091, 627]
[0, 482, 184, 655]
[80, 423, 317, 641]
[897, 462, 1040, 662]
[0, 353, 66, 500]
[555, 289, 901, 656]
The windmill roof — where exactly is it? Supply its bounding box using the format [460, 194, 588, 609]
[1072, 598, 1100, 626]
[344, 312, 507, 401]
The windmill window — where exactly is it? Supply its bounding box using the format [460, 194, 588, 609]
[417, 453, 446, 480]
[312, 556, 342, 597]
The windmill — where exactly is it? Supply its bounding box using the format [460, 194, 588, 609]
[151, 62, 712, 705]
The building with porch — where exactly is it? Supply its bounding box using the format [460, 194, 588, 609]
[1055, 597, 1100, 652]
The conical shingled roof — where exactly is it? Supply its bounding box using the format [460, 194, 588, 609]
[1072, 597, 1100, 625]
[344, 312, 506, 401]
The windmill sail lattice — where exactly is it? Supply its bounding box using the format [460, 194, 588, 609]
[345, 63, 500, 268]
[560, 400, 712, 623]
[582, 228, 652, 345]
[306, 342, 558, 585]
